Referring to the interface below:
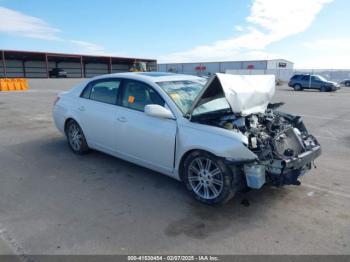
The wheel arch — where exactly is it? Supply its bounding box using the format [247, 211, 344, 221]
[320, 85, 328, 92]
[178, 148, 220, 183]
[293, 83, 302, 89]
[64, 117, 80, 134]
[178, 148, 239, 205]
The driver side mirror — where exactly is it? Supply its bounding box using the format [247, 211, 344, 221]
[144, 104, 175, 119]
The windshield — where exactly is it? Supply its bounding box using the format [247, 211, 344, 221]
[316, 75, 327, 81]
[192, 97, 230, 116]
[157, 80, 206, 114]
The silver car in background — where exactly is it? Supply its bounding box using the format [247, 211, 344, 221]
[53, 72, 321, 205]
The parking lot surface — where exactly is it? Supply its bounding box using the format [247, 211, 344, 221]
[0, 79, 349, 256]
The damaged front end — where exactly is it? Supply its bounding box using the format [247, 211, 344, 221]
[189, 73, 321, 190]
[219, 109, 321, 188]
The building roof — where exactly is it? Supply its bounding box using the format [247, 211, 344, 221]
[1, 49, 156, 63]
[159, 58, 294, 65]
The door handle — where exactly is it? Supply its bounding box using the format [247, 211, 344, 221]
[78, 106, 85, 112]
[117, 116, 127, 123]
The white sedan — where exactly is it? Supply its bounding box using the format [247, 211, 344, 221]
[53, 72, 321, 205]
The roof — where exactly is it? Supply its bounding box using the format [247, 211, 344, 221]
[136, 72, 176, 77]
[267, 58, 294, 64]
[92, 72, 204, 82]
[0, 49, 156, 62]
[159, 58, 294, 65]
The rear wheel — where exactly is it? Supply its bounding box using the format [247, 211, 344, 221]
[183, 151, 237, 205]
[345, 81, 350, 87]
[293, 84, 302, 91]
[65, 120, 89, 154]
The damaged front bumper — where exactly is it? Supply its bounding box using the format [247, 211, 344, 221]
[241, 136, 321, 189]
[222, 111, 322, 190]
[266, 142, 321, 187]
[284, 144, 321, 170]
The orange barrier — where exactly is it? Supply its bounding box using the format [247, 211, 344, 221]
[21, 79, 29, 90]
[7, 79, 15, 91]
[14, 79, 22, 90]
[0, 79, 8, 91]
[0, 79, 29, 91]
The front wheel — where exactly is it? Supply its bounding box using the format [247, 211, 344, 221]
[183, 151, 237, 205]
[65, 120, 89, 154]
[320, 86, 328, 92]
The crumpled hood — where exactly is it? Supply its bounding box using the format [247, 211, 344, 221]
[189, 73, 276, 116]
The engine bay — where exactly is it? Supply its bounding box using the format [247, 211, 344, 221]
[192, 106, 320, 187]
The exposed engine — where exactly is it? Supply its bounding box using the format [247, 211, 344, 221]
[221, 110, 306, 160]
[193, 107, 320, 187]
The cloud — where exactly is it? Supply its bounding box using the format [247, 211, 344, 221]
[0, 6, 111, 55]
[299, 37, 350, 68]
[234, 25, 244, 32]
[304, 38, 350, 50]
[159, 0, 333, 63]
[0, 6, 61, 40]
[69, 40, 109, 55]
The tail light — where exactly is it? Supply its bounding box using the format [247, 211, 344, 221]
[53, 96, 60, 106]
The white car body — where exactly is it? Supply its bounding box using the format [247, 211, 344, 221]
[53, 72, 260, 180]
[53, 72, 320, 204]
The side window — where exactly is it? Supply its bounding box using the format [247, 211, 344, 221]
[81, 84, 92, 99]
[121, 80, 165, 111]
[82, 80, 121, 105]
[302, 75, 310, 81]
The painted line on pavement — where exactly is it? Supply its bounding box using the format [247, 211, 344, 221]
[303, 183, 350, 199]
[0, 224, 34, 262]
[300, 114, 350, 122]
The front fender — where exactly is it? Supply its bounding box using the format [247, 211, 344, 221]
[176, 122, 257, 172]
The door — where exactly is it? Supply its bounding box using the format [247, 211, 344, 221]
[301, 75, 311, 88]
[311, 76, 322, 89]
[77, 79, 121, 153]
[114, 79, 177, 174]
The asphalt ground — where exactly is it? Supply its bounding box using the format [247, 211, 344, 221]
[0, 79, 349, 257]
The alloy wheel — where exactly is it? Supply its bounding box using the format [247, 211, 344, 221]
[188, 157, 224, 200]
[68, 123, 83, 151]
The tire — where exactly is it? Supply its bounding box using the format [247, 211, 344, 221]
[293, 84, 302, 91]
[345, 81, 350, 87]
[183, 151, 237, 205]
[65, 120, 89, 154]
[320, 86, 327, 92]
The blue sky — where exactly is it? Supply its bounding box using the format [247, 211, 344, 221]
[0, 0, 349, 68]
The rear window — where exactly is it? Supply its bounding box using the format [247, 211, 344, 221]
[291, 75, 302, 80]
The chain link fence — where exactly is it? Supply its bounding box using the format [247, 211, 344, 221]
[225, 69, 350, 83]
